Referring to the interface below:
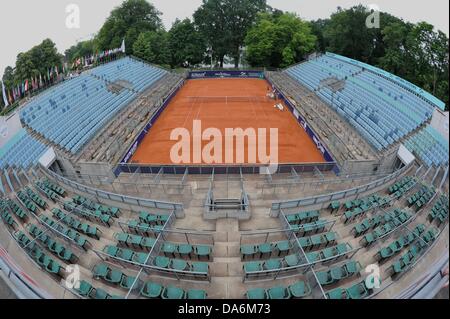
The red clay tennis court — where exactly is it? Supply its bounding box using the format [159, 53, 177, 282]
[131, 78, 325, 165]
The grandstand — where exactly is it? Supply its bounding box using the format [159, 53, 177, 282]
[0, 51, 448, 301]
[285, 53, 438, 152]
[19, 57, 167, 155]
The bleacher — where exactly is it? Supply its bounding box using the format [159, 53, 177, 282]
[0, 129, 48, 169]
[19, 57, 167, 154]
[285, 53, 442, 152]
[404, 126, 449, 167]
[89, 56, 167, 93]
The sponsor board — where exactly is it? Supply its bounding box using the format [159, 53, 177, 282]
[188, 71, 264, 79]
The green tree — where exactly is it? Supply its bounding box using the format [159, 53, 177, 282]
[96, 0, 163, 55]
[133, 30, 170, 67]
[65, 39, 96, 63]
[245, 12, 316, 68]
[194, 0, 267, 67]
[168, 19, 206, 68]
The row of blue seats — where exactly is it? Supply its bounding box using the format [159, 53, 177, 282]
[19, 57, 167, 154]
[90, 57, 167, 93]
[0, 131, 48, 169]
[285, 54, 436, 151]
[20, 75, 135, 154]
[405, 126, 449, 167]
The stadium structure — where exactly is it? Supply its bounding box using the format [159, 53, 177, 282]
[0, 52, 448, 299]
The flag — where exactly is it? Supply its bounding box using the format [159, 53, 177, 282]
[25, 79, 29, 92]
[8, 89, 13, 105]
[39, 74, 43, 87]
[2, 82, 9, 107]
[55, 65, 59, 76]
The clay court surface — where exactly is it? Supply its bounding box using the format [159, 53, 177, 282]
[131, 78, 326, 164]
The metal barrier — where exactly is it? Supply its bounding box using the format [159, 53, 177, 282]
[40, 166, 184, 216]
[270, 163, 413, 215]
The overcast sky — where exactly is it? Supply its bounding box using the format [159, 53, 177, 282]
[1, 0, 449, 76]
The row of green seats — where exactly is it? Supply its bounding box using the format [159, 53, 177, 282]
[343, 194, 382, 211]
[161, 241, 212, 260]
[352, 209, 409, 237]
[141, 281, 207, 299]
[246, 281, 311, 299]
[152, 255, 209, 274]
[75, 280, 123, 299]
[390, 228, 438, 278]
[25, 187, 47, 209]
[35, 181, 58, 200]
[93, 263, 137, 290]
[375, 224, 426, 262]
[63, 201, 113, 227]
[42, 179, 66, 196]
[1, 210, 18, 229]
[290, 220, 328, 236]
[428, 195, 449, 226]
[39, 215, 90, 250]
[52, 208, 100, 239]
[73, 195, 120, 217]
[317, 260, 362, 286]
[115, 232, 157, 250]
[388, 176, 414, 194]
[240, 240, 293, 260]
[17, 191, 38, 213]
[285, 210, 319, 225]
[407, 185, 435, 211]
[305, 243, 352, 263]
[139, 211, 170, 225]
[326, 280, 371, 299]
[243, 254, 301, 273]
[15, 231, 63, 277]
[391, 178, 416, 199]
[25, 225, 78, 263]
[103, 245, 148, 264]
[127, 219, 164, 235]
[360, 211, 413, 246]
[4, 199, 28, 221]
[343, 196, 391, 224]
[298, 232, 338, 251]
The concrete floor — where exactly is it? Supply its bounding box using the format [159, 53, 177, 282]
[0, 276, 17, 299]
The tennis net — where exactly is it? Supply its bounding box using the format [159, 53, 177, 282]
[186, 96, 270, 104]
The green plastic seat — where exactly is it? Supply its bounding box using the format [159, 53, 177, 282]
[77, 280, 93, 297]
[267, 286, 291, 299]
[162, 242, 177, 255]
[275, 241, 291, 254]
[187, 289, 207, 299]
[154, 256, 170, 268]
[93, 263, 109, 278]
[178, 244, 193, 256]
[285, 254, 300, 267]
[263, 259, 281, 271]
[141, 282, 163, 298]
[258, 243, 272, 255]
[171, 259, 188, 271]
[189, 262, 208, 275]
[317, 271, 334, 285]
[240, 244, 257, 258]
[105, 269, 124, 284]
[246, 288, 267, 299]
[162, 286, 185, 299]
[195, 245, 212, 258]
[244, 261, 262, 273]
[93, 288, 110, 300]
[289, 281, 311, 298]
[346, 282, 369, 299]
[326, 287, 347, 299]
[120, 276, 136, 290]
